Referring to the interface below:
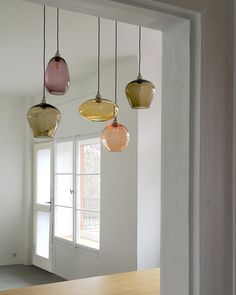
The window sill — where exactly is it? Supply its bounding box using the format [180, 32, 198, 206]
[54, 237, 100, 257]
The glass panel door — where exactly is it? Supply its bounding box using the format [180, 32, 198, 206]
[33, 142, 53, 272]
[54, 140, 74, 242]
[36, 149, 51, 205]
[36, 211, 50, 258]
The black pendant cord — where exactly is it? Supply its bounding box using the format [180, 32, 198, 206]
[97, 17, 101, 96]
[56, 8, 60, 54]
[42, 5, 46, 103]
[138, 25, 141, 77]
[115, 21, 118, 105]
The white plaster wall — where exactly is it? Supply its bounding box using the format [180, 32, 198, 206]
[161, 21, 190, 295]
[137, 28, 162, 269]
[23, 99, 34, 265]
[0, 97, 27, 265]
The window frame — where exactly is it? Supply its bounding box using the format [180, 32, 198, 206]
[53, 135, 101, 252]
[75, 136, 101, 250]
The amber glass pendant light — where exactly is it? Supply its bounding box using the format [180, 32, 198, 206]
[125, 26, 155, 109]
[79, 18, 119, 122]
[101, 22, 130, 152]
[27, 6, 61, 138]
[45, 8, 70, 95]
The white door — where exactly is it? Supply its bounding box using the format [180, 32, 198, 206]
[33, 142, 53, 272]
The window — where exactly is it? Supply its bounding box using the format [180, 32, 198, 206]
[76, 138, 101, 249]
[54, 137, 101, 250]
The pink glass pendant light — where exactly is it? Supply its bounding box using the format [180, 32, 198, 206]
[27, 6, 61, 138]
[101, 22, 129, 152]
[45, 8, 70, 95]
[125, 26, 155, 109]
[79, 18, 119, 122]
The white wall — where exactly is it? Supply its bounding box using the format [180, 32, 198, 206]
[0, 97, 27, 265]
[137, 28, 162, 269]
[161, 21, 190, 295]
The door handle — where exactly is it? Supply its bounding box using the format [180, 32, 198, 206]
[45, 201, 52, 204]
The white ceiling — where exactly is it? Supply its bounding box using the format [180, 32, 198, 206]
[0, 0, 161, 100]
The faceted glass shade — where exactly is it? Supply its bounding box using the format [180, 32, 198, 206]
[101, 118, 129, 152]
[45, 55, 70, 95]
[125, 75, 155, 109]
[79, 94, 119, 122]
[27, 102, 61, 138]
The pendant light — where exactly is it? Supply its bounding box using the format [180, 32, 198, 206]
[101, 22, 130, 152]
[79, 18, 119, 122]
[45, 8, 70, 95]
[27, 5, 61, 138]
[125, 26, 155, 109]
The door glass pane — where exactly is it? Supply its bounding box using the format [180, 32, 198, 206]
[36, 211, 50, 258]
[55, 175, 73, 207]
[55, 141, 73, 174]
[77, 142, 100, 174]
[77, 175, 100, 211]
[76, 210, 100, 249]
[55, 207, 73, 241]
[36, 149, 50, 204]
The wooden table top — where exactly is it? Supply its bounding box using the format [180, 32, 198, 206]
[0, 268, 160, 295]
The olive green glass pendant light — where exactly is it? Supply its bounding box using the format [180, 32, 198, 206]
[101, 22, 130, 152]
[79, 18, 119, 122]
[125, 26, 155, 109]
[27, 5, 61, 138]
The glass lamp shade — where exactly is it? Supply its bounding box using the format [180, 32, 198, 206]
[79, 93, 119, 122]
[27, 102, 61, 138]
[125, 74, 155, 109]
[101, 118, 129, 152]
[45, 55, 70, 95]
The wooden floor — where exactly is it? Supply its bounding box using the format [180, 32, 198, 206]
[0, 268, 160, 295]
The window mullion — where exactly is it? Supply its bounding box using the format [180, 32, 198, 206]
[73, 137, 77, 246]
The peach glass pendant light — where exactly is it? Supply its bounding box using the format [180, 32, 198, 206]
[79, 18, 119, 122]
[101, 22, 130, 152]
[27, 6, 61, 138]
[45, 8, 70, 95]
[125, 26, 155, 109]
[101, 117, 129, 152]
